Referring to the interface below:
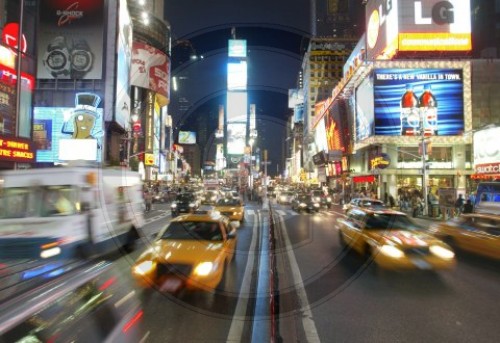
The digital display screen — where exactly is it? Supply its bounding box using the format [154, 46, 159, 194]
[178, 131, 196, 144]
[34, 106, 103, 163]
[373, 68, 464, 136]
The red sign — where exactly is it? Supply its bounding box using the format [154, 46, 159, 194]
[0, 136, 35, 163]
[353, 175, 376, 183]
[2, 23, 27, 53]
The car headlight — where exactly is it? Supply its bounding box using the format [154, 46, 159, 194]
[299, 202, 307, 207]
[327, 197, 332, 202]
[133, 260, 155, 275]
[379, 245, 405, 259]
[314, 197, 321, 202]
[171, 203, 177, 208]
[193, 262, 214, 276]
[189, 203, 195, 207]
[314, 203, 320, 207]
[211, 196, 216, 201]
[430, 245, 455, 259]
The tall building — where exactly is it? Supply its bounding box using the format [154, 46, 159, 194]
[471, 0, 500, 58]
[313, 0, 364, 38]
[301, 37, 357, 175]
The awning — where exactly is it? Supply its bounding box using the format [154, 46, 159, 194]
[352, 175, 376, 183]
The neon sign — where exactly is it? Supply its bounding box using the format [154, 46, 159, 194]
[0, 136, 35, 162]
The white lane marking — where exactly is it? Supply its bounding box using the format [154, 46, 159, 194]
[114, 290, 136, 308]
[276, 210, 287, 216]
[139, 330, 150, 343]
[226, 211, 259, 342]
[278, 213, 321, 343]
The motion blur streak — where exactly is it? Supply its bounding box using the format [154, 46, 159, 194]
[122, 310, 144, 333]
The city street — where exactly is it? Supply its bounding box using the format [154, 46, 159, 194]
[272, 203, 500, 342]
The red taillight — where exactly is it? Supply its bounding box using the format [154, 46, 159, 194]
[122, 310, 143, 333]
[98, 276, 117, 291]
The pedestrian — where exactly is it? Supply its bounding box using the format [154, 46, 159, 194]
[388, 194, 395, 208]
[454, 194, 464, 216]
[144, 190, 153, 212]
[463, 199, 474, 214]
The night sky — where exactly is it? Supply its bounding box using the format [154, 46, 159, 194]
[164, 0, 365, 176]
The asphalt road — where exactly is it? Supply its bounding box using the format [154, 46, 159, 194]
[123, 201, 269, 342]
[272, 202, 500, 343]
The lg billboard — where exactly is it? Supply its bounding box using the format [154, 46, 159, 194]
[366, 0, 472, 60]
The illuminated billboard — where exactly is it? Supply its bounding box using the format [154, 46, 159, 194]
[366, 0, 472, 60]
[34, 94, 103, 163]
[373, 68, 464, 136]
[37, 0, 104, 79]
[397, 0, 471, 52]
[131, 41, 170, 98]
[178, 131, 196, 144]
[474, 127, 500, 174]
[227, 91, 247, 122]
[114, 0, 133, 129]
[365, 0, 399, 60]
[227, 61, 247, 90]
[227, 123, 246, 155]
[355, 75, 374, 142]
[228, 39, 247, 57]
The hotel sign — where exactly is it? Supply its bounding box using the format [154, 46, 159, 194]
[0, 136, 35, 163]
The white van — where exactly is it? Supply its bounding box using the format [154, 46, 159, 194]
[0, 166, 144, 259]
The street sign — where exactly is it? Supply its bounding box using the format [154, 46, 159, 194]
[261, 161, 271, 165]
[145, 153, 154, 166]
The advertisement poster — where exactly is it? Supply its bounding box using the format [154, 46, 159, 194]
[355, 75, 374, 142]
[115, 0, 133, 129]
[130, 41, 170, 99]
[37, 0, 104, 79]
[373, 68, 464, 136]
[34, 94, 103, 163]
[178, 131, 196, 144]
[227, 123, 246, 155]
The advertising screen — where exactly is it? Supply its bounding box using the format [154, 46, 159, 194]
[114, 0, 133, 129]
[37, 0, 104, 79]
[398, 0, 471, 52]
[227, 91, 248, 122]
[355, 75, 375, 142]
[131, 41, 170, 98]
[373, 68, 464, 136]
[474, 127, 500, 173]
[227, 61, 247, 90]
[365, 0, 398, 60]
[178, 131, 196, 144]
[228, 39, 247, 57]
[34, 105, 103, 163]
[227, 123, 246, 155]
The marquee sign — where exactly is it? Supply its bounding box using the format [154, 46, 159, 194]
[0, 136, 35, 163]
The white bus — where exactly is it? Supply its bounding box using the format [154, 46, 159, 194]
[0, 166, 144, 259]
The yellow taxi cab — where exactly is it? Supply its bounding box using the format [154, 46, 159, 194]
[131, 211, 238, 293]
[429, 213, 500, 260]
[214, 198, 245, 222]
[337, 208, 456, 270]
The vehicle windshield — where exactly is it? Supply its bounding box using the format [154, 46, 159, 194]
[364, 214, 422, 231]
[176, 194, 194, 202]
[360, 200, 385, 208]
[158, 221, 223, 241]
[297, 195, 313, 202]
[0, 186, 78, 218]
[216, 198, 241, 206]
